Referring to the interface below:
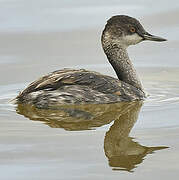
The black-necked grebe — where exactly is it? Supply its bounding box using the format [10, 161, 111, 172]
[15, 15, 166, 108]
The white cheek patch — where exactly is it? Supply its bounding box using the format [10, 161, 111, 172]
[125, 33, 143, 45]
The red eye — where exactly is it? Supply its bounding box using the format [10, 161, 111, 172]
[130, 27, 136, 33]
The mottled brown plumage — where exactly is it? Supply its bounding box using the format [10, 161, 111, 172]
[15, 15, 166, 108]
[16, 69, 145, 108]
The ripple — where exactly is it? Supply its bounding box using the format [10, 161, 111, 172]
[1, 81, 179, 112]
[144, 81, 179, 109]
[0, 83, 26, 112]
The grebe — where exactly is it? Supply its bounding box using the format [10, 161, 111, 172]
[15, 15, 166, 108]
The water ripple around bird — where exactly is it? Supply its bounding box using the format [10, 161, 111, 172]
[0, 80, 179, 112]
[144, 81, 179, 110]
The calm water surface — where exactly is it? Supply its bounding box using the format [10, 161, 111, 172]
[0, 0, 179, 180]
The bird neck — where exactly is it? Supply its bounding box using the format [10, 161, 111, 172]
[103, 43, 143, 91]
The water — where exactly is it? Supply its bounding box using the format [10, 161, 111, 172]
[0, 0, 179, 179]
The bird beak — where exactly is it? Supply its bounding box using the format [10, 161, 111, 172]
[143, 32, 167, 42]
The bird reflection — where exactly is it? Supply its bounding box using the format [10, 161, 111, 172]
[16, 102, 168, 171]
[104, 102, 168, 172]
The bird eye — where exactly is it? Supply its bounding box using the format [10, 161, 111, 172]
[130, 27, 136, 33]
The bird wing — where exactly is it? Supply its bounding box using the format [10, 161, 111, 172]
[18, 69, 80, 95]
[17, 68, 145, 102]
[18, 68, 121, 97]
